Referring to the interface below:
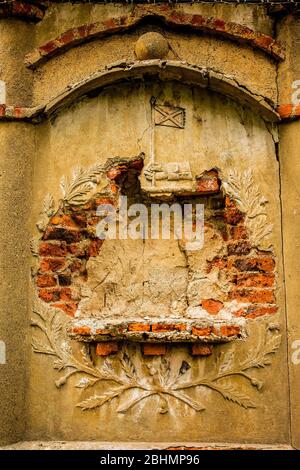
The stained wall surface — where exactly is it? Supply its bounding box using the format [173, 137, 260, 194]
[0, 1, 299, 448]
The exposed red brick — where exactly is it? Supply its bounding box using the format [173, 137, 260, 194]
[196, 170, 220, 194]
[95, 329, 110, 335]
[110, 183, 119, 194]
[88, 239, 103, 257]
[67, 243, 86, 257]
[36, 274, 57, 288]
[0, 1, 45, 23]
[151, 323, 186, 332]
[191, 344, 213, 356]
[202, 299, 223, 315]
[52, 302, 78, 317]
[220, 325, 240, 337]
[43, 227, 81, 243]
[39, 242, 67, 257]
[72, 326, 91, 336]
[233, 308, 246, 317]
[59, 30, 76, 45]
[25, 10, 284, 69]
[230, 288, 275, 304]
[50, 214, 85, 229]
[39, 40, 57, 55]
[207, 257, 227, 272]
[278, 104, 300, 120]
[40, 257, 66, 272]
[87, 216, 100, 226]
[142, 343, 167, 356]
[227, 241, 251, 256]
[71, 214, 87, 228]
[0, 105, 6, 117]
[69, 259, 85, 274]
[129, 158, 144, 172]
[224, 197, 244, 225]
[94, 197, 115, 207]
[192, 326, 214, 336]
[106, 165, 128, 181]
[38, 287, 72, 302]
[38, 288, 60, 302]
[230, 225, 248, 240]
[128, 323, 151, 332]
[58, 273, 72, 286]
[234, 272, 275, 288]
[60, 288, 72, 301]
[234, 257, 275, 272]
[96, 342, 119, 356]
[245, 306, 277, 319]
[13, 107, 24, 119]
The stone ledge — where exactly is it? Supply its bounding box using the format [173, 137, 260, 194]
[68, 318, 246, 343]
[0, 440, 293, 450]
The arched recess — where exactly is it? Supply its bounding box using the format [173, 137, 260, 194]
[28, 57, 287, 443]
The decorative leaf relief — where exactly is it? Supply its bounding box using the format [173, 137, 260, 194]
[31, 302, 281, 415]
[30, 237, 40, 257]
[120, 352, 136, 380]
[36, 193, 55, 232]
[222, 169, 273, 250]
[60, 164, 105, 206]
[206, 382, 256, 409]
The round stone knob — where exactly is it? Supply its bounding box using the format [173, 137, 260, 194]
[135, 32, 169, 60]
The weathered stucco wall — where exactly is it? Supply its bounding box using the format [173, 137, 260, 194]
[0, 1, 299, 449]
[277, 14, 300, 450]
[25, 80, 288, 443]
[0, 17, 35, 446]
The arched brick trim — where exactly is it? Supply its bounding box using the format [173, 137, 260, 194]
[25, 8, 284, 68]
[0, 61, 280, 123]
[0, 1, 45, 23]
[277, 103, 300, 121]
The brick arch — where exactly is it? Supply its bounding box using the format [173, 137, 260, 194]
[25, 7, 284, 69]
[0, 1, 45, 22]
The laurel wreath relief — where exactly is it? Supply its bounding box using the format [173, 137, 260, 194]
[222, 169, 273, 251]
[30, 165, 278, 414]
[31, 301, 281, 414]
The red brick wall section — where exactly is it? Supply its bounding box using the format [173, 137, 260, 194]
[34, 166, 277, 355]
[36, 196, 114, 317]
[206, 195, 277, 320]
[0, 1, 45, 22]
